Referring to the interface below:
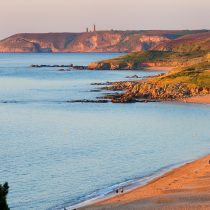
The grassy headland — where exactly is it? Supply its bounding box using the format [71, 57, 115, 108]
[98, 53, 210, 103]
[88, 50, 208, 70]
[89, 32, 210, 103]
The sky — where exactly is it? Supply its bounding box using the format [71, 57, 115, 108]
[0, 0, 210, 39]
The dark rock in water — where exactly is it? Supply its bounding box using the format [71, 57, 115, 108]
[91, 82, 112, 86]
[73, 65, 87, 70]
[89, 89, 101, 92]
[136, 99, 158, 103]
[126, 75, 141, 79]
[31, 64, 45, 68]
[111, 95, 137, 103]
[99, 93, 136, 103]
[67, 99, 109, 103]
[98, 93, 121, 99]
[1, 100, 19, 104]
[102, 94, 158, 103]
[30, 64, 87, 70]
[31, 64, 74, 68]
[58, 69, 71, 72]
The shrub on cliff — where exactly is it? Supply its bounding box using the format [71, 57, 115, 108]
[0, 182, 9, 210]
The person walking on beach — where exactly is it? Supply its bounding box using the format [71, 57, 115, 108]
[121, 187, 124, 193]
[116, 187, 124, 194]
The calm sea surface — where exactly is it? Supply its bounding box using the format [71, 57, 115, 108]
[0, 53, 210, 210]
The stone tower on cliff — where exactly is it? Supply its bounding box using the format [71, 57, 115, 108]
[92, 24, 96, 32]
[85, 24, 96, 33]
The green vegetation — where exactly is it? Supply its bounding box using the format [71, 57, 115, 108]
[120, 50, 205, 63]
[90, 50, 208, 70]
[168, 38, 210, 52]
[157, 61, 210, 88]
[0, 183, 9, 210]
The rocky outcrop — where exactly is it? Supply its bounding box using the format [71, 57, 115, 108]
[102, 81, 210, 103]
[0, 30, 209, 53]
[68, 99, 109, 103]
[88, 61, 171, 70]
[31, 64, 87, 70]
[0, 38, 51, 53]
[88, 62, 134, 70]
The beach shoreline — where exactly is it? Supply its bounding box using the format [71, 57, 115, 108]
[63, 154, 210, 210]
[74, 154, 210, 210]
[64, 162, 185, 210]
[144, 66, 173, 71]
[182, 94, 210, 105]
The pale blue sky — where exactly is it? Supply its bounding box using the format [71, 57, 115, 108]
[0, 0, 210, 39]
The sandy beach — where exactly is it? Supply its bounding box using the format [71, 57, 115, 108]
[145, 66, 173, 71]
[183, 95, 210, 105]
[79, 154, 210, 210]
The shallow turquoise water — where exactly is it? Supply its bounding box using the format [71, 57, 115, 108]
[0, 53, 210, 210]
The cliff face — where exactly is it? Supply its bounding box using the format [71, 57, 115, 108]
[0, 30, 208, 53]
[0, 33, 77, 53]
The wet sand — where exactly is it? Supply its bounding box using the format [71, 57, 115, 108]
[80, 154, 210, 210]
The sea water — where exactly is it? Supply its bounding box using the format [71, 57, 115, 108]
[0, 53, 210, 210]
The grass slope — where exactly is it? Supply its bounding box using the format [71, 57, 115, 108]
[89, 51, 208, 70]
